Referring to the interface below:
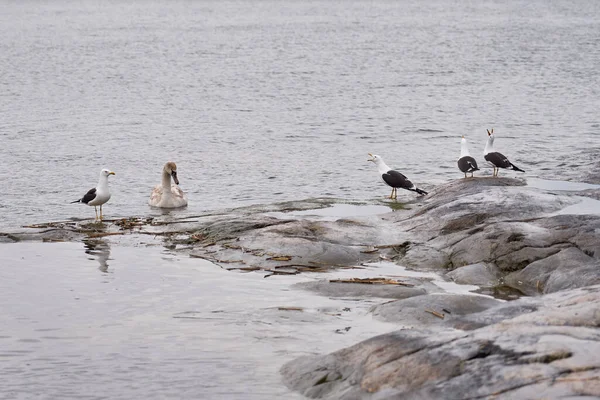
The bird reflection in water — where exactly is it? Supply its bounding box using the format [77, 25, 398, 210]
[83, 238, 111, 272]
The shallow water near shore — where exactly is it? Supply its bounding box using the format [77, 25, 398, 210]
[0, 242, 377, 399]
[0, 240, 488, 400]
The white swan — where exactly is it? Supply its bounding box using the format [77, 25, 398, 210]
[149, 162, 188, 208]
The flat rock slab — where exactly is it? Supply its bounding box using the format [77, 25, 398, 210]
[370, 293, 502, 326]
[281, 285, 600, 399]
[295, 280, 427, 300]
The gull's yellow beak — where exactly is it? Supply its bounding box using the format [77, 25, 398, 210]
[368, 153, 374, 161]
[109, 171, 116, 175]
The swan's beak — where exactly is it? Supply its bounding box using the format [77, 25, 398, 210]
[171, 171, 179, 185]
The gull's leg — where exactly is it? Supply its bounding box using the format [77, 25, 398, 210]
[99, 205, 103, 221]
[389, 188, 394, 199]
[94, 206, 98, 221]
[464, 172, 467, 179]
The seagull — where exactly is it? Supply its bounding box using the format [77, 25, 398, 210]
[457, 136, 479, 178]
[71, 169, 115, 221]
[368, 153, 428, 199]
[148, 161, 188, 208]
[483, 128, 524, 177]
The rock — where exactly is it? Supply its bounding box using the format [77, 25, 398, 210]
[281, 286, 600, 400]
[400, 245, 450, 270]
[295, 280, 427, 300]
[446, 262, 501, 286]
[370, 293, 502, 326]
[505, 248, 600, 295]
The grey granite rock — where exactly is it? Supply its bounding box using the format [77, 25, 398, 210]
[446, 262, 501, 286]
[281, 286, 600, 400]
[370, 293, 502, 326]
[505, 247, 600, 295]
[294, 280, 427, 300]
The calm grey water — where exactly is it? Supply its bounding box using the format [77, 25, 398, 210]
[1, 1, 600, 398]
[0, 242, 400, 400]
[1, 0, 599, 228]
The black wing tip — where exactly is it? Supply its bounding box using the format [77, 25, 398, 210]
[415, 188, 428, 196]
[511, 164, 525, 172]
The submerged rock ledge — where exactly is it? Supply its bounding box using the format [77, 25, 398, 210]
[3, 177, 598, 290]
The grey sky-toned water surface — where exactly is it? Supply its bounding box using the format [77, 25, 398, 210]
[1, 1, 600, 398]
[1, 0, 599, 228]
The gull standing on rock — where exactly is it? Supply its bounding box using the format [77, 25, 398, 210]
[149, 161, 188, 208]
[484, 128, 525, 177]
[368, 153, 428, 199]
[457, 136, 479, 178]
[71, 168, 115, 221]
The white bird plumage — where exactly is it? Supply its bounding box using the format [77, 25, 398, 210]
[72, 168, 115, 221]
[149, 162, 188, 208]
[367, 153, 428, 198]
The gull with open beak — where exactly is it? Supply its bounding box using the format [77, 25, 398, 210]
[367, 153, 428, 199]
[483, 128, 525, 177]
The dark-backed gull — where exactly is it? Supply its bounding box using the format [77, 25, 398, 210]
[368, 153, 428, 199]
[458, 136, 479, 178]
[71, 169, 115, 221]
[483, 128, 524, 177]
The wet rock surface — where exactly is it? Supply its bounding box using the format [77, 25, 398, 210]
[370, 293, 502, 326]
[6, 179, 598, 289]
[294, 280, 428, 300]
[281, 286, 600, 400]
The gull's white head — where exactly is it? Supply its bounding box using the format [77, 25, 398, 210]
[100, 169, 115, 177]
[484, 128, 495, 155]
[460, 136, 470, 158]
[368, 153, 390, 173]
[163, 161, 179, 185]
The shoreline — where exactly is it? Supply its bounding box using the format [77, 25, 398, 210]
[2, 175, 600, 398]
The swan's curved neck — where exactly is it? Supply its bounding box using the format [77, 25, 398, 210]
[161, 171, 172, 192]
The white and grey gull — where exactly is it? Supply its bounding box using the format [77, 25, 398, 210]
[368, 153, 427, 199]
[457, 136, 479, 178]
[483, 128, 524, 177]
[149, 161, 188, 208]
[71, 168, 115, 221]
